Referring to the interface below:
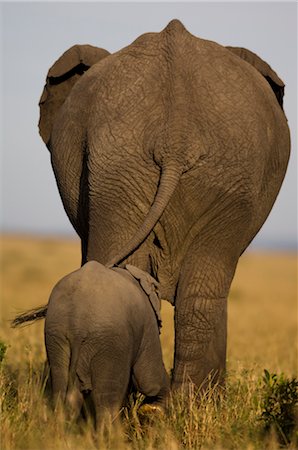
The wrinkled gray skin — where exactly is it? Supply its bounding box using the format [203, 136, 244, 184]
[45, 261, 169, 425]
[39, 20, 290, 390]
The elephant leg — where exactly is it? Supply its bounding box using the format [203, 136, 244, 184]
[132, 338, 170, 410]
[51, 128, 89, 255]
[172, 240, 238, 391]
[81, 238, 88, 266]
[45, 334, 70, 405]
[90, 350, 131, 428]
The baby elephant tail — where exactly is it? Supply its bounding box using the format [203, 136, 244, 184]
[11, 304, 48, 327]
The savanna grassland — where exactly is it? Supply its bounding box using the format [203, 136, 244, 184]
[1, 234, 297, 449]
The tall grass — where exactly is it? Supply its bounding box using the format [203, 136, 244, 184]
[1, 235, 297, 449]
[2, 356, 295, 449]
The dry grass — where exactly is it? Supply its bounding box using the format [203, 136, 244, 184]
[0, 234, 297, 449]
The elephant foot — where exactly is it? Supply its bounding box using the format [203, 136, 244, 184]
[137, 403, 164, 420]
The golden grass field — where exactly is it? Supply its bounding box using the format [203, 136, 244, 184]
[1, 234, 297, 449]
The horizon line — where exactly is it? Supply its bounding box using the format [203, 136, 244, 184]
[1, 229, 297, 252]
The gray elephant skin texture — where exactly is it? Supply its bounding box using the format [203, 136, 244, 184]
[39, 20, 290, 389]
[45, 261, 169, 424]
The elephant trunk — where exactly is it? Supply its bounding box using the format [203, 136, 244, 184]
[106, 163, 182, 268]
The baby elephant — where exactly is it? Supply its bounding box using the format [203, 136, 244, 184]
[45, 261, 169, 425]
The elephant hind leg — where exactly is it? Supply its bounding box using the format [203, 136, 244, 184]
[90, 350, 131, 428]
[45, 334, 71, 405]
[173, 239, 239, 392]
[132, 336, 170, 410]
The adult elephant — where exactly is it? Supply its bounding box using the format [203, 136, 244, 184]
[38, 20, 290, 390]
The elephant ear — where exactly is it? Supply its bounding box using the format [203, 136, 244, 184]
[39, 44, 110, 147]
[226, 46, 285, 109]
[125, 264, 162, 330]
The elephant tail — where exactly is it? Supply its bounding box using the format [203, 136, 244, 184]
[106, 163, 182, 268]
[11, 304, 48, 327]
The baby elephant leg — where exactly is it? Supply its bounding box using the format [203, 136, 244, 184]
[90, 351, 131, 428]
[132, 338, 170, 412]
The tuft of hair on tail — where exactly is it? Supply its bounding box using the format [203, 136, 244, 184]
[11, 305, 48, 328]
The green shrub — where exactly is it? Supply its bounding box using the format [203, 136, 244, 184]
[260, 369, 298, 445]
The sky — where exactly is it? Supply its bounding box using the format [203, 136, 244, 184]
[1, 1, 297, 249]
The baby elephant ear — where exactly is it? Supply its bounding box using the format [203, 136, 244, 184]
[125, 265, 162, 329]
[39, 44, 110, 147]
[226, 46, 285, 109]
